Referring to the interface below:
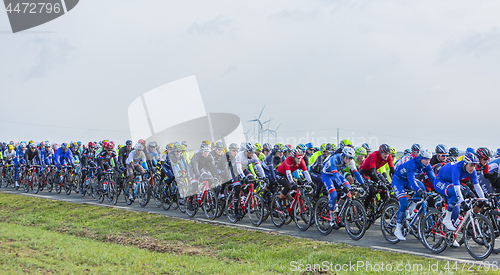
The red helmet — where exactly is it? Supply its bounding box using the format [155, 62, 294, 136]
[105, 141, 115, 149]
[291, 149, 303, 158]
[88, 141, 95, 148]
[138, 139, 146, 145]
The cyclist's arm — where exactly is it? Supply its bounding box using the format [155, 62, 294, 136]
[470, 170, 485, 198]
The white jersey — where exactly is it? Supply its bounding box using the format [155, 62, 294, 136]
[234, 151, 265, 178]
[126, 150, 147, 166]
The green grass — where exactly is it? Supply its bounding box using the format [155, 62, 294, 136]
[0, 192, 495, 274]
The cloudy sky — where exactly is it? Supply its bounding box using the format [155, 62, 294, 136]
[1, 0, 499, 151]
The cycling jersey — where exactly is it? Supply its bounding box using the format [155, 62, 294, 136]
[277, 156, 312, 183]
[24, 148, 43, 166]
[53, 148, 74, 167]
[126, 150, 147, 167]
[234, 151, 265, 179]
[360, 151, 394, 171]
[40, 148, 53, 165]
[322, 153, 364, 184]
[97, 149, 119, 171]
[3, 149, 16, 163]
[118, 146, 131, 168]
[436, 161, 484, 201]
[190, 151, 219, 180]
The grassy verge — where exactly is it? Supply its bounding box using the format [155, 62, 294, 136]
[0, 192, 494, 274]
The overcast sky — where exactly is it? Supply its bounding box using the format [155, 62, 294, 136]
[1, 0, 500, 151]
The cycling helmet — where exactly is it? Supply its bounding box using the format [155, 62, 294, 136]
[134, 143, 143, 151]
[245, 142, 256, 153]
[1, 142, 5, 147]
[174, 143, 183, 152]
[285, 144, 293, 152]
[29, 143, 36, 148]
[320, 143, 327, 152]
[275, 143, 285, 152]
[88, 142, 95, 148]
[202, 140, 211, 145]
[447, 156, 457, 163]
[449, 147, 459, 157]
[60, 143, 68, 149]
[125, 140, 132, 146]
[200, 142, 211, 152]
[296, 143, 307, 150]
[306, 142, 314, 149]
[403, 149, 411, 155]
[390, 147, 397, 156]
[39, 141, 45, 147]
[165, 143, 174, 150]
[215, 141, 224, 149]
[77, 141, 82, 146]
[411, 144, 421, 152]
[435, 144, 448, 154]
[255, 143, 262, 152]
[339, 139, 352, 149]
[273, 144, 282, 152]
[138, 139, 146, 146]
[45, 142, 51, 148]
[379, 144, 391, 154]
[342, 147, 356, 159]
[19, 143, 26, 149]
[496, 148, 500, 157]
[361, 143, 371, 151]
[71, 142, 78, 149]
[229, 143, 239, 150]
[466, 147, 475, 154]
[28, 140, 34, 145]
[263, 143, 272, 152]
[148, 142, 156, 148]
[476, 147, 491, 160]
[181, 141, 188, 147]
[7, 144, 14, 150]
[464, 152, 479, 164]
[419, 149, 432, 159]
[355, 147, 367, 156]
[107, 141, 115, 149]
[291, 149, 303, 158]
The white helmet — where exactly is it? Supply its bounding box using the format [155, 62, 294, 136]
[134, 143, 144, 151]
[342, 147, 356, 159]
[419, 149, 432, 159]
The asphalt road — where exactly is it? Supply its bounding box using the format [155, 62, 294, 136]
[2, 185, 500, 266]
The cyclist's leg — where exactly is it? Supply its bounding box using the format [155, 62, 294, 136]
[360, 169, 375, 210]
[435, 180, 458, 230]
[391, 176, 409, 240]
[321, 173, 338, 226]
[275, 172, 291, 200]
[311, 172, 324, 199]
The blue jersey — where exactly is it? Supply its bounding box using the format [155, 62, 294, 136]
[53, 148, 74, 166]
[322, 153, 364, 184]
[394, 156, 436, 185]
[437, 161, 478, 187]
[16, 148, 26, 163]
[40, 148, 53, 164]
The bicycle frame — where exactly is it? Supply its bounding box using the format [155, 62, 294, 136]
[275, 185, 307, 217]
[237, 182, 256, 213]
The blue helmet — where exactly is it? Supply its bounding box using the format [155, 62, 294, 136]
[449, 147, 459, 157]
[361, 143, 371, 151]
[496, 148, 500, 157]
[411, 144, 421, 152]
[466, 147, 475, 154]
[296, 143, 307, 150]
[435, 144, 448, 154]
[463, 152, 479, 164]
[306, 142, 314, 149]
[403, 148, 411, 155]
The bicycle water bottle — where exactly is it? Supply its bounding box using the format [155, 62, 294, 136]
[241, 195, 246, 204]
[103, 181, 108, 191]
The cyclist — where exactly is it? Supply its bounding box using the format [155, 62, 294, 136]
[361, 143, 372, 155]
[70, 142, 81, 166]
[392, 149, 434, 241]
[210, 141, 225, 167]
[262, 143, 272, 158]
[321, 147, 359, 229]
[359, 144, 395, 210]
[283, 144, 293, 158]
[449, 147, 459, 158]
[80, 142, 98, 190]
[403, 148, 411, 156]
[232, 143, 267, 218]
[272, 143, 285, 168]
[261, 144, 281, 202]
[311, 144, 335, 200]
[434, 152, 485, 234]
[334, 139, 352, 154]
[125, 143, 148, 201]
[53, 143, 74, 184]
[3, 145, 16, 172]
[96, 141, 120, 183]
[40, 142, 53, 167]
[118, 140, 133, 171]
[411, 144, 421, 158]
[430, 144, 448, 166]
[147, 142, 159, 167]
[24, 143, 43, 175]
[14, 142, 28, 188]
[275, 149, 312, 209]
[310, 143, 335, 165]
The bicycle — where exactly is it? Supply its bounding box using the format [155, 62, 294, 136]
[420, 197, 495, 260]
[361, 178, 396, 231]
[124, 171, 149, 206]
[225, 179, 265, 226]
[380, 191, 437, 244]
[479, 193, 500, 254]
[1, 163, 15, 188]
[185, 176, 218, 219]
[314, 186, 367, 240]
[103, 170, 119, 205]
[22, 164, 41, 194]
[270, 183, 314, 232]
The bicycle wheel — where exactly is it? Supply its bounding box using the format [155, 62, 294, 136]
[73, 173, 81, 193]
[22, 173, 30, 193]
[176, 191, 186, 213]
[488, 210, 500, 254]
[170, 181, 179, 210]
[124, 187, 133, 205]
[161, 184, 173, 211]
[96, 180, 105, 203]
[32, 173, 40, 194]
[293, 195, 313, 231]
[55, 175, 62, 194]
[153, 182, 163, 208]
[464, 213, 495, 260]
[185, 196, 198, 218]
[343, 199, 367, 240]
[108, 180, 118, 205]
[419, 208, 447, 254]
[203, 190, 218, 220]
[215, 188, 226, 218]
[271, 194, 287, 228]
[314, 196, 333, 235]
[248, 194, 265, 227]
[137, 181, 150, 207]
[46, 171, 54, 192]
[380, 202, 401, 244]
[225, 193, 237, 223]
[88, 177, 96, 198]
[64, 174, 72, 195]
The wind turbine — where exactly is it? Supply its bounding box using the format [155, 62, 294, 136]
[248, 105, 270, 144]
[265, 123, 281, 143]
[244, 128, 255, 143]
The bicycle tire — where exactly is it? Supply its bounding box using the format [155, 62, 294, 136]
[161, 184, 173, 211]
[203, 190, 218, 220]
[96, 180, 105, 203]
[489, 210, 500, 254]
[153, 182, 163, 208]
[314, 196, 333, 235]
[176, 191, 186, 213]
[225, 193, 238, 223]
[46, 171, 54, 192]
[64, 173, 71, 195]
[185, 196, 198, 218]
[293, 195, 313, 231]
[108, 179, 118, 205]
[464, 213, 495, 260]
[137, 181, 150, 207]
[247, 193, 265, 227]
[344, 199, 367, 240]
[271, 194, 287, 228]
[419, 207, 447, 254]
[32, 173, 40, 194]
[380, 202, 401, 244]
[55, 176, 62, 194]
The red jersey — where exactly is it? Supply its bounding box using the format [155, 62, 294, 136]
[277, 156, 307, 175]
[360, 150, 394, 171]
